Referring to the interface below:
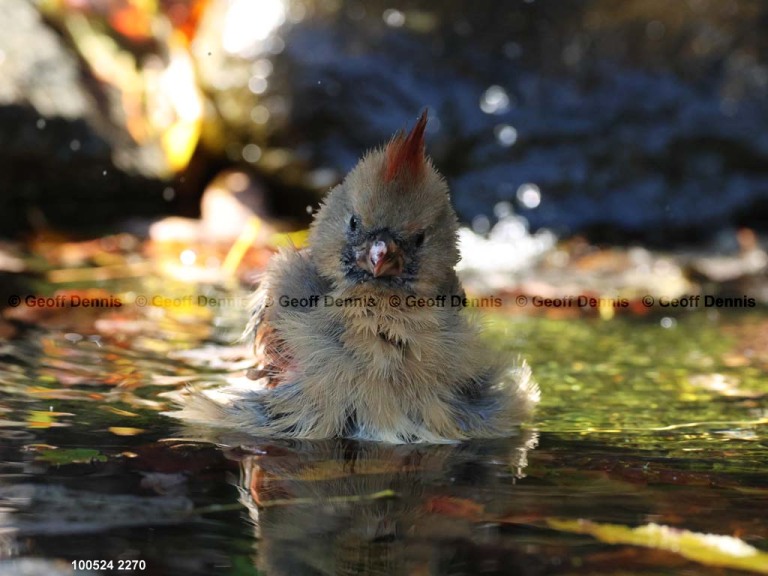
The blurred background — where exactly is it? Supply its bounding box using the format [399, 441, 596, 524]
[3, 0, 767, 246]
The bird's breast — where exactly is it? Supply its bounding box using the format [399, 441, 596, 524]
[334, 299, 445, 376]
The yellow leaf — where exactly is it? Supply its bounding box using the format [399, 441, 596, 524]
[222, 217, 262, 275]
[270, 229, 309, 249]
[108, 427, 145, 436]
[100, 406, 139, 417]
[547, 518, 768, 574]
[163, 119, 201, 172]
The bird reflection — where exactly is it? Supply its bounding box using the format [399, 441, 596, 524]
[214, 432, 538, 576]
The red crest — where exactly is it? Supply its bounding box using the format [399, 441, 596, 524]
[384, 110, 428, 182]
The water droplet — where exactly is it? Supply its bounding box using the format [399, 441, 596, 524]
[36, 118, 46, 130]
[383, 8, 405, 27]
[251, 59, 273, 78]
[471, 215, 491, 235]
[490, 216, 528, 242]
[660, 317, 677, 329]
[242, 144, 262, 163]
[102, 170, 108, 176]
[162, 187, 176, 201]
[248, 76, 268, 95]
[250, 105, 271, 124]
[517, 183, 541, 209]
[494, 124, 518, 147]
[69, 139, 81, 151]
[180, 249, 197, 266]
[266, 95, 288, 116]
[480, 85, 510, 115]
[287, 2, 307, 23]
[226, 171, 250, 192]
[493, 201, 513, 219]
[267, 35, 285, 55]
[307, 168, 337, 189]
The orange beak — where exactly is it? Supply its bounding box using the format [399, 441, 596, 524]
[367, 239, 403, 278]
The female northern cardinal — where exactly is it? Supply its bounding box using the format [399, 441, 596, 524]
[176, 111, 538, 443]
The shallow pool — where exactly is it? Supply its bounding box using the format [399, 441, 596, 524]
[1, 275, 767, 575]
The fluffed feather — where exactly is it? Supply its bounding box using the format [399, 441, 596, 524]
[169, 111, 539, 443]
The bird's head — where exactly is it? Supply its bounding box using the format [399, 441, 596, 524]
[309, 111, 459, 295]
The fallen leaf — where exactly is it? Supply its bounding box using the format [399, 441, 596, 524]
[108, 427, 145, 436]
[424, 496, 485, 520]
[27, 411, 74, 429]
[100, 406, 139, 417]
[547, 518, 768, 574]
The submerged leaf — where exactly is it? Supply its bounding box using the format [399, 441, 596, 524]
[547, 518, 768, 574]
[108, 427, 146, 436]
[424, 496, 485, 520]
[99, 406, 140, 417]
[26, 410, 73, 429]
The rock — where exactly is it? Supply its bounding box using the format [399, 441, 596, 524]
[201, 169, 312, 241]
[149, 167, 312, 246]
[0, 0, 199, 236]
[687, 228, 768, 282]
[457, 212, 557, 290]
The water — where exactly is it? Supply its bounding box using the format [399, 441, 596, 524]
[1, 275, 767, 575]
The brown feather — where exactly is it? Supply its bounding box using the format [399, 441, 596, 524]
[251, 321, 291, 388]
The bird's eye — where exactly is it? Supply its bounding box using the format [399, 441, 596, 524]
[348, 215, 359, 232]
[414, 231, 426, 247]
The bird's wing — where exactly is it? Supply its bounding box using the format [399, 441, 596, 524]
[246, 286, 289, 387]
[245, 248, 330, 387]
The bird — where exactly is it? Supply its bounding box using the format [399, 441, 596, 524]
[173, 111, 539, 443]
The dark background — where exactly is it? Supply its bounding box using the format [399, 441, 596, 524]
[2, 0, 767, 246]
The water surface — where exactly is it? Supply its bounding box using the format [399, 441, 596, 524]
[1, 277, 767, 575]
